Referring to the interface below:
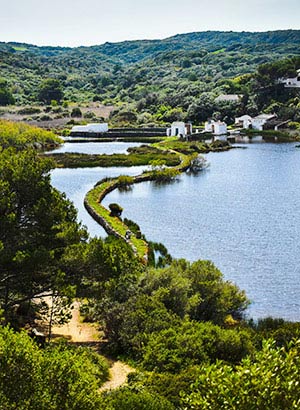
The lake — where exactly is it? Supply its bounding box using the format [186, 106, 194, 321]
[51, 141, 300, 321]
[47, 141, 145, 155]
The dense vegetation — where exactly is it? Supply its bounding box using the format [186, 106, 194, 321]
[1, 29, 300, 405]
[0, 120, 61, 149]
[1, 31, 300, 128]
[0, 327, 109, 409]
[1, 122, 300, 408]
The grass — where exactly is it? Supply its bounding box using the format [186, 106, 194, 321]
[86, 182, 148, 261]
[211, 48, 226, 54]
[11, 46, 28, 51]
[46, 146, 181, 168]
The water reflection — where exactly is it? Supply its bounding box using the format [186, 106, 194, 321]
[102, 142, 300, 321]
[51, 165, 147, 237]
[50, 141, 300, 321]
[47, 141, 145, 155]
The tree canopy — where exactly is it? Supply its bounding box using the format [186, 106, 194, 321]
[38, 78, 63, 104]
[0, 79, 14, 106]
[0, 326, 109, 410]
[0, 148, 87, 321]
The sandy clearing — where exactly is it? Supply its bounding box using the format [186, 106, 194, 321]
[51, 300, 134, 390]
[51, 300, 99, 342]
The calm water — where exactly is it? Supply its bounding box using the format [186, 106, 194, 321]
[47, 141, 144, 155]
[51, 142, 300, 321]
[51, 165, 147, 237]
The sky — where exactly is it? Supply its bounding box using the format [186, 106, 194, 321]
[0, 0, 299, 47]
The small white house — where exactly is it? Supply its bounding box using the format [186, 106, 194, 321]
[251, 114, 277, 131]
[235, 114, 277, 131]
[235, 115, 252, 129]
[215, 94, 243, 103]
[278, 69, 300, 88]
[205, 120, 227, 135]
[71, 123, 109, 134]
[166, 122, 191, 137]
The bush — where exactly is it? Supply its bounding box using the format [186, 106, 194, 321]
[118, 175, 134, 187]
[18, 107, 41, 115]
[83, 111, 96, 119]
[0, 79, 15, 106]
[142, 321, 254, 373]
[39, 114, 52, 121]
[288, 121, 300, 129]
[109, 203, 123, 217]
[181, 339, 300, 410]
[71, 107, 82, 118]
[0, 120, 61, 148]
[102, 387, 175, 410]
[0, 327, 108, 409]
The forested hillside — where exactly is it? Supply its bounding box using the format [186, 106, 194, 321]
[0, 30, 300, 126]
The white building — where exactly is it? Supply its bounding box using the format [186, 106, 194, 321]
[166, 122, 192, 137]
[215, 94, 243, 103]
[204, 120, 227, 135]
[235, 115, 252, 129]
[251, 114, 277, 131]
[71, 123, 109, 134]
[234, 114, 277, 131]
[278, 69, 300, 88]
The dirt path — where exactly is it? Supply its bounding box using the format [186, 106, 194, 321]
[51, 301, 134, 390]
[100, 361, 135, 392]
[51, 301, 99, 342]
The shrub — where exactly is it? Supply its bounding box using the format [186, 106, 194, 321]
[181, 339, 300, 410]
[142, 321, 254, 373]
[38, 78, 63, 104]
[102, 387, 175, 410]
[118, 175, 134, 187]
[39, 114, 52, 121]
[109, 203, 123, 217]
[288, 121, 300, 129]
[71, 107, 82, 118]
[18, 107, 41, 115]
[0, 327, 108, 409]
[83, 111, 96, 119]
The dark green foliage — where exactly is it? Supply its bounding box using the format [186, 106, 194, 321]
[123, 218, 141, 235]
[99, 294, 180, 355]
[249, 317, 300, 348]
[70, 107, 82, 117]
[61, 236, 141, 300]
[0, 148, 87, 321]
[181, 339, 300, 410]
[128, 368, 202, 408]
[38, 78, 63, 104]
[95, 258, 250, 365]
[142, 321, 254, 373]
[101, 387, 175, 410]
[17, 106, 41, 115]
[109, 202, 123, 216]
[0, 79, 14, 105]
[0, 326, 108, 410]
[141, 259, 249, 323]
[0, 31, 299, 120]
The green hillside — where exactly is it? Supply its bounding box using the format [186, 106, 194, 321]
[0, 30, 300, 125]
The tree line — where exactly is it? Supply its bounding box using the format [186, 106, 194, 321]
[0, 33, 300, 129]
